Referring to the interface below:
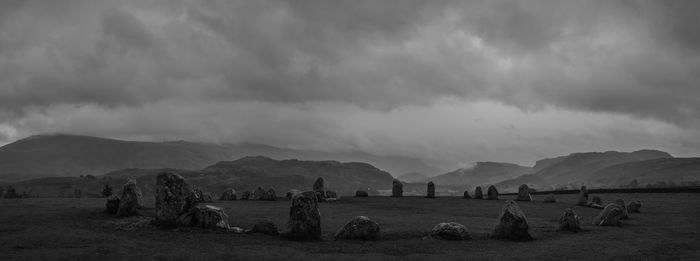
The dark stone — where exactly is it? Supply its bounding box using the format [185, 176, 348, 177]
[486, 185, 499, 200]
[240, 190, 252, 200]
[558, 208, 581, 232]
[355, 190, 369, 197]
[282, 191, 322, 240]
[219, 189, 237, 201]
[474, 187, 483, 199]
[427, 181, 435, 198]
[515, 184, 532, 201]
[179, 205, 230, 230]
[105, 195, 120, 214]
[463, 190, 471, 199]
[392, 179, 403, 197]
[334, 216, 381, 241]
[286, 189, 302, 199]
[264, 188, 277, 201]
[155, 172, 193, 226]
[491, 200, 534, 241]
[627, 200, 641, 213]
[253, 186, 266, 200]
[543, 194, 556, 203]
[576, 186, 589, 206]
[592, 203, 624, 226]
[117, 179, 143, 217]
[615, 199, 629, 220]
[247, 220, 279, 236]
[313, 177, 325, 202]
[430, 222, 471, 240]
[325, 190, 338, 199]
[591, 196, 602, 205]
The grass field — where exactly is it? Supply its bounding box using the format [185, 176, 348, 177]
[1, 193, 699, 261]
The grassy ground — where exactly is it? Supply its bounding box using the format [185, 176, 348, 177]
[1, 193, 699, 261]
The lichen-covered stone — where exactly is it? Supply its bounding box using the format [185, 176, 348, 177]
[486, 185, 499, 200]
[430, 222, 471, 240]
[240, 190, 252, 200]
[180, 205, 230, 230]
[155, 172, 193, 226]
[392, 179, 403, 197]
[627, 200, 641, 213]
[474, 186, 483, 199]
[219, 188, 237, 201]
[427, 182, 435, 198]
[558, 208, 581, 232]
[491, 200, 534, 241]
[313, 177, 325, 202]
[516, 184, 532, 201]
[334, 216, 381, 241]
[117, 179, 143, 217]
[282, 191, 321, 240]
[592, 203, 624, 226]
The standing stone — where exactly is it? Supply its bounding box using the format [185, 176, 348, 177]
[474, 186, 483, 199]
[117, 179, 143, 217]
[430, 222, 471, 240]
[463, 190, 472, 199]
[105, 195, 120, 214]
[576, 186, 589, 206]
[240, 190, 252, 200]
[615, 199, 629, 220]
[392, 179, 403, 197]
[491, 200, 534, 241]
[627, 200, 641, 213]
[247, 220, 279, 236]
[283, 191, 322, 240]
[591, 196, 602, 205]
[179, 205, 230, 230]
[313, 177, 326, 202]
[155, 172, 193, 226]
[427, 182, 436, 198]
[486, 185, 499, 200]
[265, 188, 277, 201]
[516, 184, 532, 201]
[355, 190, 369, 197]
[253, 186, 266, 200]
[592, 203, 624, 226]
[558, 208, 581, 232]
[543, 194, 556, 203]
[286, 189, 302, 199]
[219, 189, 237, 201]
[334, 216, 381, 241]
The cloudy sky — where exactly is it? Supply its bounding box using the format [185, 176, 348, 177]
[0, 0, 698, 169]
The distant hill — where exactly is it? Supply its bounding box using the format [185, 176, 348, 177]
[588, 158, 700, 187]
[0, 134, 440, 181]
[429, 162, 531, 186]
[494, 174, 548, 193]
[397, 172, 428, 183]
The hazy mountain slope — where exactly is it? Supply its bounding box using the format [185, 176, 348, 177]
[534, 150, 672, 185]
[494, 174, 548, 192]
[0, 134, 439, 181]
[429, 162, 531, 186]
[588, 158, 700, 187]
[397, 172, 428, 183]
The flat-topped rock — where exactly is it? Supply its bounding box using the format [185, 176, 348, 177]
[155, 172, 193, 226]
[576, 186, 589, 206]
[117, 179, 143, 217]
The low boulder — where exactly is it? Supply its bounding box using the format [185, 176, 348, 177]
[105, 195, 120, 214]
[515, 184, 532, 201]
[334, 216, 381, 241]
[282, 191, 321, 240]
[558, 208, 581, 232]
[463, 190, 471, 199]
[247, 220, 279, 236]
[240, 190, 252, 200]
[543, 194, 556, 203]
[180, 205, 230, 230]
[430, 222, 471, 240]
[427, 181, 435, 198]
[576, 186, 589, 206]
[474, 187, 483, 199]
[392, 179, 403, 197]
[355, 190, 369, 197]
[491, 200, 534, 241]
[486, 185, 499, 200]
[592, 203, 624, 226]
[117, 179, 143, 218]
[219, 189, 237, 201]
[627, 200, 641, 213]
[615, 199, 629, 220]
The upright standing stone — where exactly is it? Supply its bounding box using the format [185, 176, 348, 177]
[265, 188, 277, 201]
[474, 186, 483, 199]
[392, 179, 403, 197]
[334, 216, 381, 241]
[105, 195, 120, 214]
[558, 208, 581, 232]
[516, 184, 532, 201]
[543, 193, 556, 203]
[219, 188, 237, 200]
[240, 190, 252, 200]
[117, 179, 143, 217]
[615, 199, 629, 219]
[283, 191, 322, 240]
[155, 172, 193, 226]
[313, 177, 326, 202]
[592, 203, 624, 226]
[253, 186, 266, 200]
[463, 190, 472, 199]
[427, 182, 435, 198]
[486, 185, 499, 200]
[491, 200, 534, 241]
[627, 200, 641, 213]
[576, 186, 589, 206]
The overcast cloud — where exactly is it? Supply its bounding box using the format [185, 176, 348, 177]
[0, 0, 698, 170]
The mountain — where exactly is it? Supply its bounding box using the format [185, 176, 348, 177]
[533, 150, 673, 186]
[494, 174, 548, 193]
[397, 172, 428, 183]
[0, 134, 440, 181]
[429, 162, 531, 186]
[8, 156, 395, 197]
[588, 158, 700, 187]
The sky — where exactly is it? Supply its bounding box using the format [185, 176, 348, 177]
[0, 0, 698, 169]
